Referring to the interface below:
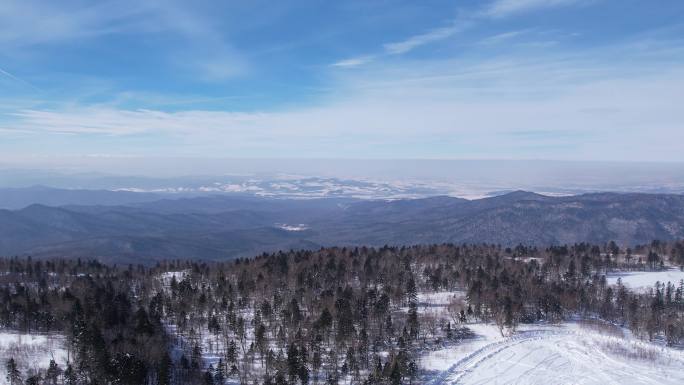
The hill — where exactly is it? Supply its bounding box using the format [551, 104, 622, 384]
[1, 191, 684, 262]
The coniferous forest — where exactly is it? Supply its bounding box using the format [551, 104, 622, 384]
[2, 241, 684, 385]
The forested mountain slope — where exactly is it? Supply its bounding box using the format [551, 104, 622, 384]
[1, 242, 683, 384]
[1, 192, 684, 262]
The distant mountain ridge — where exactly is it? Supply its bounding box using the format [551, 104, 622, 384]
[1, 191, 684, 263]
[0, 186, 162, 210]
[0, 176, 451, 206]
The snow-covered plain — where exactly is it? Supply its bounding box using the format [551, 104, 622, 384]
[421, 322, 684, 385]
[0, 331, 68, 385]
[607, 268, 684, 291]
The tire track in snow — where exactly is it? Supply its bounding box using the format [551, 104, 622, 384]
[426, 326, 681, 385]
[425, 329, 562, 385]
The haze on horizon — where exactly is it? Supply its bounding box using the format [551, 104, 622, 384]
[1, 0, 683, 170]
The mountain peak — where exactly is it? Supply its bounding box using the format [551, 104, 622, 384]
[491, 190, 547, 201]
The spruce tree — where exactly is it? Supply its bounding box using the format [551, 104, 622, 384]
[214, 358, 226, 384]
[158, 353, 172, 385]
[46, 359, 61, 385]
[5, 358, 21, 385]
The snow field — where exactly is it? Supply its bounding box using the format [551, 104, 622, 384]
[0, 331, 69, 385]
[157, 273, 684, 385]
[606, 268, 684, 291]
[421, 322, 684, 385]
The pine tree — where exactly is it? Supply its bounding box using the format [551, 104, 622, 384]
[287, 343, 300, 383]
[46, 359, 61, 385]
[408, 301, 419, 340]
[226, 340, 237, 363]
[407, 360, 418, 385]
[63, 364, 77, 385]
[158, 353, 172, 385]
[406, 277, 418, 305]
[298, 364, 310, 385]
[389, 360, 402, 385]
[214, 358, 226, 384]
[229, 364, 239, 378]
[203, 367, 215, 385]
[5, 358, 21, 385]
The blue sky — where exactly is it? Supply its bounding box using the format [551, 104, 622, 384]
[1, 0, 683, 167]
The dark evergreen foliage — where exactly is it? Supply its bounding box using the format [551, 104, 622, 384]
[0, 240, 683, 384]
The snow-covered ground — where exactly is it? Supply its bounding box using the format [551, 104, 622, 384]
[418, 291, 463, 307]
[421, 322, 684, 385]
[159, 270, 189, 287]
[607, 268, 684, 291]
[0, 331, 68, 384]
[421, 323, 503, 372]
[156, 277, 684, 385]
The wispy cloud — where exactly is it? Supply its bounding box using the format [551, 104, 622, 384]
[331, 20, 470, 68]
[383, 21, 469, 55]
[0, 67, 41, 91]
[0, 0, 680, 164]
[479, 29, 532, 45]
[5, 47, 684, 161]
[6, 108, 264, 136]
[0, 1, 146, 47]
[331, 56, 375, 68]
[332, 0, 590, 67]
[0, 0, 246, 81]
[484, 0, 587, 18]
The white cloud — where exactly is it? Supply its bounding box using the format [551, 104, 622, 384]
[331, 20, 470, 68]
[484, 0, 586, 18]
[332, 0, 589, 67]
[0, 67, 40, 91]
[383, 21, 468, 55]
[7, 108, 265, 136]
[0, 1, 147, 47]
[479, 30, 531, 45]
[384, 0, 588, 54]
[0, 0, 679, 162]
[332, 56, 374, 68]
[0, 0, 246, 81]
[4, 55, 684, 161]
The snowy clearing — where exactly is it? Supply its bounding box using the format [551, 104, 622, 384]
[417, 291, 463, 307]
[421, 322, 684, 385]
[0, 330, 68, 385]
[159, 270, 189, 286]
[607, 268, 684, 291]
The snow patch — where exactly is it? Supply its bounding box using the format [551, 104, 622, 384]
[276, 223, 309, 231]
[0, 330, 68, 384]
[607, 268, 684, 291]
[421, 322, 684, 385]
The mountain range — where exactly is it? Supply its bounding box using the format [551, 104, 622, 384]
[1, 188, 684, 263]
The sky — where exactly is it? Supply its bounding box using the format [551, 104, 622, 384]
[1, 0, 684, 167]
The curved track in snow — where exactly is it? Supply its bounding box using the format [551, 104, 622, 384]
[427, 327, 684, 385]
